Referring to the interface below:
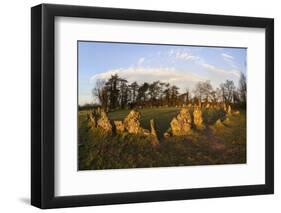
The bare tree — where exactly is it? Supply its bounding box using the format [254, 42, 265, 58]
[239, 72, 247, 104]
[194, 80, 213, 102]
[92, 79, 109, 110]
[220, 80, 235, 104]
[210, 90, 217, 103]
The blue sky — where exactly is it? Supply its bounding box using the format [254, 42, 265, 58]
[78, 41, 247, 105]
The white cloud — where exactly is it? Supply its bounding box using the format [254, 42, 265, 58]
[176, 52, 199, 61]
[90, 67, 204, 92]
[221, 53, 238, 69]
[221, 53, 234, 60]
[137, 57, 145, 65]
[168, 49, 200, 61]
[202, 63, 241, 79]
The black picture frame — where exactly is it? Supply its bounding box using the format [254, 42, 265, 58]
[31, 3, 274, 209]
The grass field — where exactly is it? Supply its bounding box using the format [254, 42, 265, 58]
[78, 107, 246, 170]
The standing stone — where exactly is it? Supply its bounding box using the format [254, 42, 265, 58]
[88, 111, 96, 128]
[97, 111, 112, 133]
[223, 103, 227, 112]
[233, 110, 240, 116]
[114, 120, 125, 134]
[123, 110, 144, 134]
[193, 107, 204, 129]
[223, 117, 231, 125]
[227, 105, 232, 115]
[150, 119, 157, 137]
[170, 108, 192, 136]
[170, 118, 181, 135]
[150, 119, 159, 146]
[163, 132, 171, 138]
[214, 119, 224, 129]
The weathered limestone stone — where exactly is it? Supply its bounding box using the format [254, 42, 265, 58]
[233, 110, 240, 116]
[170, 108, 192, 136]
[114, 120, 125, 134]
[97, 111, 112, 133]
[163, 132, 171, 138]
[150, 119, 159, 146]
[123, 110, 144, 134]
[170, 118, 180, 134]
[150, 119, 157, 137]
[223, 103, 227, 112]
[227, 105, 232, 115]
[119, 110, 159, 147]
[193, 107, 204, 129]
[88, 111, 96, 128]
[223, 117, 231, 125]
[214, 119, 224, 129]
[142, 129, 151, 136]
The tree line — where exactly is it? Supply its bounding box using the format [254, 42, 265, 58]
[92, 73, 246, 111]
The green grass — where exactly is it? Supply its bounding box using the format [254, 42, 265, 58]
[78, 107, 246, 170]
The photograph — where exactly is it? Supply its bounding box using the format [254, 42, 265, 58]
[78, 41, 247, 170]
[30, 3, 274, 209]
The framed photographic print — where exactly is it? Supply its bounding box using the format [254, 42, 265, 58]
[31, 3, 274, 209]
